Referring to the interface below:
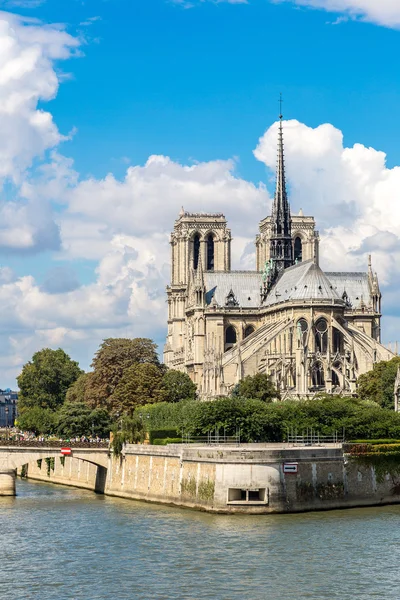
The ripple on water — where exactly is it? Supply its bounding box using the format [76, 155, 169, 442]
[1, 480, 400, 600]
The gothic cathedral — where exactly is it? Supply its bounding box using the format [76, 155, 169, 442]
[164, 117, 392, 398]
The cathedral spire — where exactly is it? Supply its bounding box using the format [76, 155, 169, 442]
[269, 97, 293, 273]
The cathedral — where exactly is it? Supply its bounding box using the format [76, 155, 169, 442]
[163, 116, 393, 398]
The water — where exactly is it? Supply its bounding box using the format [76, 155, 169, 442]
[1, 480, 400, 600]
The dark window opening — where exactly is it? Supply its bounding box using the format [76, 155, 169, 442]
[225, 325, 237, 351]
[228, 488, 266, 503]
[244, 325, 255, 339]
[333, 328, 342, 353]
[332, 370, 340, 386]
[297, 318, 308, 348]
[193, 234, 200, 270]
[206, 234, 214, 271]
[315, 319, 328, 353]
[312, 363, 325, 387]
[294, 236, 302, 263]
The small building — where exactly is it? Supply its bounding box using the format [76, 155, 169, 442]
[0, 389, 18, 428]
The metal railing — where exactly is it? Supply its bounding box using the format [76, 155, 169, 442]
[286, 428, 344, 446]
[181, 428, 241, 445]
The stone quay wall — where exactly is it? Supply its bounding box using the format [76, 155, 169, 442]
[17, 443, 400, 514]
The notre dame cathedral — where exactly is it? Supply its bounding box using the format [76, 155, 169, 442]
[163, 117, 392, 398]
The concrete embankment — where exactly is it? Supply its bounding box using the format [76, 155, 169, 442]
[17, 443, 400, 514]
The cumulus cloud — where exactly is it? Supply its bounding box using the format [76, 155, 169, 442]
[254, 119, 400, 287]
[0, 11, 79, 254]
[277, 0, 400, 28]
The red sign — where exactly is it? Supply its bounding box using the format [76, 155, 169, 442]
[61, 447, 72, 455]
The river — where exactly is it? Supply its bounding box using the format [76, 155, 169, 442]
[1, 479, 400, 600]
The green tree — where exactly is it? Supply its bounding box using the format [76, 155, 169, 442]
[85, 338, 161, 410]
[162, 369, 197, 402]
[235, 373, 280, 402]
[17, 406, 57, 436]
[17, 348, 83, 412]
[357, 356, 400, 409]
[112, 363, 167, 416]
[56, 403, 112, 438]
[66, 372, 89, 404]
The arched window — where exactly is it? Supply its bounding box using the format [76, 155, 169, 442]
[312, 362, 325, 387]
[206, 234, 214, 271]
[244, 325, 255, 339]
[332, 369, 340, 387]
[294, 236, 302, 263]
[193, 234, 200, 270]
[225, 325, 237, 351]
[296, 318, 308, 348]
[333, 328, 342, 353]
[315, 319, 328, 353]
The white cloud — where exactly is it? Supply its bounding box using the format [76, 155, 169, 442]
[277, 0, 400, 28]
[254, 119, 400, 287]
[0, 11, 79, 254]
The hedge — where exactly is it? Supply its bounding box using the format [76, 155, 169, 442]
[149, 428, 179, 444]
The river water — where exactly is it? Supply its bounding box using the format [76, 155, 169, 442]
[1, 480, 400, 600]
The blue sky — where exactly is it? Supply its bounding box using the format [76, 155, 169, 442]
[1, 0, 400, 386]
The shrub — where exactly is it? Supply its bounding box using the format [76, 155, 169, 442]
[149, 428, 179, 444]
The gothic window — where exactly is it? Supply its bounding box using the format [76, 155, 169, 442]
[244, 325, 255, 339]
[315, 319, 328, 353]
[225, 325, 237, 351]
[206, 233, 215, 271]
[333, 328, 343, 353]
[296, 318, 308, 348]
[294, 236, 302, 263]
[193, 234, 200, 270]
[332, 367, 340, 387]
[312, 362, 325, 387]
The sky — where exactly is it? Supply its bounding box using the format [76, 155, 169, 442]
[1, 0, 400, 387]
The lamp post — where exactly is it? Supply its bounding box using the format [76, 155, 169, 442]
[5, 406, 9, 442]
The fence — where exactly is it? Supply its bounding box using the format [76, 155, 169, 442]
[181, 428, 241, 445]
[286, 428, 344, 446]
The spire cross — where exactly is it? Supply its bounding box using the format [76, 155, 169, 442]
[279, 93, 283, 120]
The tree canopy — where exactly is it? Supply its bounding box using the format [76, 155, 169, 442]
[162, 369, 197, 402]
[234, 373, 280, 402]
[17, 348, 83, 412]
[112, 363, 167, 416]
[17, 406, 57, 436]
[56, 403, 111, 438]
[85, 338, 161, 410]
[357, 356, 400, 409]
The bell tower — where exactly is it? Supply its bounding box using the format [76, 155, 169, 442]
[164, 209, 231, 370]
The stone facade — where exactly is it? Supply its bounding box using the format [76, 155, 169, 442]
[164, 121, 392, 398]
[17, 444, 400, 514]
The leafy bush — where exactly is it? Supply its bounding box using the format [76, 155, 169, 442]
[135, 395, 400, 443]
[149, 429, 179, 444]
[152, 437, 182, 445]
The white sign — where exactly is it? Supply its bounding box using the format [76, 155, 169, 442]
[283, 462, 298, 474]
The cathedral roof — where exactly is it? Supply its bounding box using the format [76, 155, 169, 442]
[205, 271, 261, 308]
[325, 272, 371, 308]
[204, 261, 372, 310]
[263, 260, 341, 306]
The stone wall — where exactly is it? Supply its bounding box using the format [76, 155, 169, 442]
[17, 443, 400, 514]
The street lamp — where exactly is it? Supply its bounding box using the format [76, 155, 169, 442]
[4, 406, 9, 442]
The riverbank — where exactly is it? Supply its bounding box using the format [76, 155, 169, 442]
[15, 442, 400, 513]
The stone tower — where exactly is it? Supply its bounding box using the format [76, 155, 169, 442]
[164, 210, 231, 372]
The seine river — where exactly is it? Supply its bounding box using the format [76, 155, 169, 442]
[2, 480, 400, 600]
